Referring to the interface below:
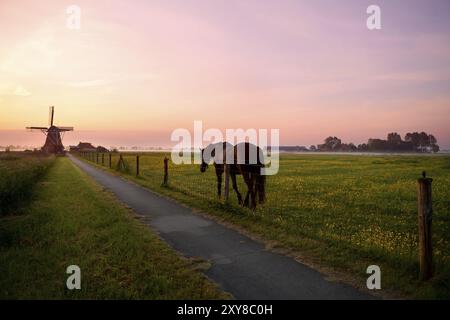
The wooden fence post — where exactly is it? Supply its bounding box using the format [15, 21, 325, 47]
[119, 154, 123, 171]
[136, 155, 140, 176]
[418, 171, 433, 281]
[163, 157, 169, 185]
[102, 153, 105, 165]
[224, 164, 230, 202]
[109, 153, 112, 168]
[96, 153, 99, 164]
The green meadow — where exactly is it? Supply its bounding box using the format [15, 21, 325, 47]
[87, 152, 450, 299]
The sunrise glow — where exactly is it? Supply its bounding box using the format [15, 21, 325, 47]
[1, 0, 449, 148]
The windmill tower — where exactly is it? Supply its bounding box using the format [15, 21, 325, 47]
[26, 106, 74, 154]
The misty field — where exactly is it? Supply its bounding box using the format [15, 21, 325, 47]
[87, 152, 450, 298]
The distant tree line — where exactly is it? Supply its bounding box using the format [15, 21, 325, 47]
[311, 132, 440, 153]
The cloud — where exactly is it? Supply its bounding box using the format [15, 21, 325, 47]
[0, 84, 31, 97]
[68, 79, 109, 88]
[66, 73, 158, 88]
[13, 85, 31, 96]
[0, 25, 61, 76]
[372, 69, 450, 83]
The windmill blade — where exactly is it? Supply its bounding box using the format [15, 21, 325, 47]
[26, 126, 48, 130]
[49, 106, 54, 126]
[57, 127, 74, 132]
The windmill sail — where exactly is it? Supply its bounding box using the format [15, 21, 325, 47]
[58, 127, 74, 132]
[49, 106, 54, 126]
[26, 126, 48, 130]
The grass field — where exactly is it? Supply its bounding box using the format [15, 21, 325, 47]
[82, 152, 450, 299]
[0, 152, 54, 215]
[0, 157, 228, 299]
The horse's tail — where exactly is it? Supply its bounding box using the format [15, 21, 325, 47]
[256, 172, 266, 204]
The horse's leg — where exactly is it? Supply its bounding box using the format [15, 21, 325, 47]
[249, 173, 257, 210]
[216, 168, 222, 198]
[243, 190, 250, 207]
[256, 172, 266, 204]
[231, 173, 242, 205]
[241, 171, 251, 207]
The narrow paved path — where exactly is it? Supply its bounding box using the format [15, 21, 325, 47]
[69, 155, 372, 300]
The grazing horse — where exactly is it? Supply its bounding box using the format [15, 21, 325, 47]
[200, 142, 266, 209]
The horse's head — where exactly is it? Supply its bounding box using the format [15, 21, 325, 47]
[200, 148, 209, 173]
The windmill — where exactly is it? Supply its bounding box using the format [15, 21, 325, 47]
[26, 106, 74, 154]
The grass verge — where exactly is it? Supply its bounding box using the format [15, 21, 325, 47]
[0, 152, 55, 215]
[0, 157, 229, 299]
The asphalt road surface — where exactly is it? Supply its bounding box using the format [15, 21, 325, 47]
[69, 154, 372, 300]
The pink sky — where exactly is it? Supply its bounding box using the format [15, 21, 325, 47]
[1, 0, 450, 148]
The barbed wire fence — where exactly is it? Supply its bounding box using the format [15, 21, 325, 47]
[77, 151, 254, 207]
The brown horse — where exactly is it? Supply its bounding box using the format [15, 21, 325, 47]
[200, 142, 266, 209]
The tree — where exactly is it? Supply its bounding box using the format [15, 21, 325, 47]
[323, 136, 342, 150]
[386, 132, 402, 150]
[405, 131, 439, 152]
[429, 135, 437, 145]
[405, 132, 420, 147]
[309, 145, 317, 151]
[387, 132, 402, 144]
[348, 143, 357, 151]
[418, 132, 430, 148]
[367, 139, 388, 151]
[358, 143, 368, 151]
[432, 144, 440, 153]
[316, 132, 438, 153]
